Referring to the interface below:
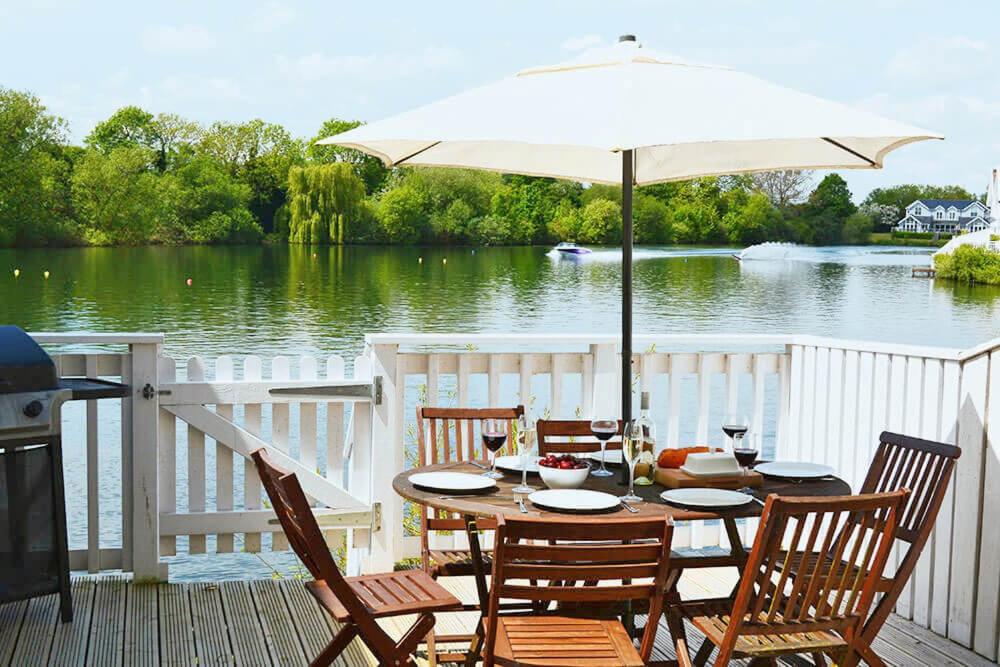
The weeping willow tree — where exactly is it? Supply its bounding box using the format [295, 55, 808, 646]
[287, 163, 367, 244]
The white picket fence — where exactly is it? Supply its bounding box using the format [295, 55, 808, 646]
[29, 331, 1000, 662]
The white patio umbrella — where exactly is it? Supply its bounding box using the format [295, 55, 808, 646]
[319, 35, 941, 423]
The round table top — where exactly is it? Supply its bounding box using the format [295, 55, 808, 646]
[392, 461, 852, 521]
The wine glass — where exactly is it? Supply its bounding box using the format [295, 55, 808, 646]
[480, 418, 507, 479]
[512, 415, 537, 494]
[721, 413, 750, 454]
[733, 433, 759, 477]
[589, 416, 617, 477]
[621, 420, 644, 503]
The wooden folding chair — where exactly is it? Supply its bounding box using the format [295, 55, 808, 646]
[251, 448, 461, 667]
[483, 513, 674, 667]
[415, 406, 523, 584]
[775, 431, 960, 667]
[536, 418, 623, 457]
[673, 490, 909, 666]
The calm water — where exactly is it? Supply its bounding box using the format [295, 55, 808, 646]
[4, 244, 1000, 580]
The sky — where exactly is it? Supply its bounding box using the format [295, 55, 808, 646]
[2, 0, 998, 200]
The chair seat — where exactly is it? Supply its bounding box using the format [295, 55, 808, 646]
[676, 598, 847, 658]
[306, 569, 461, 622]
[774, 550, 894, 592]
[486, 615, 644, 667]
[429, 548, 492, 577]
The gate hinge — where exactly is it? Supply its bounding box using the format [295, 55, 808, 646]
[141, 383, 171, 399]
[371, 502, 382, 532]
[373, 376, 383, 405]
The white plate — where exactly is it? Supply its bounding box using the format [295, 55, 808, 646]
[754, 461, 836, 480]
[660, 488, 754, 508]
[528, 489, 621, 513]
[410, 472, 497, 493]
[588, 449, 623, 465]
[494, 455, 540, 473]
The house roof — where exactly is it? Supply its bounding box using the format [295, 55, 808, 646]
[911, 199, 981, 210]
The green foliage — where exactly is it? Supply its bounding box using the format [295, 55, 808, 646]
[934, 245, 1000, 285]
[377, 183, 428, 243]
[672, 197, 723, 244]
[891, 230, 950, 240]
[0, 88, 74, 245]
[842, 211, 874, 244]
[793, 173, 857, 245]
[722, 192, 781, 245]
[578, 199, 622, 244]
[70, 147, 170, 244]
[287, 163, 367, 244]
[308, 118, 388, 194]
[633, 194, 672, 243]
[548, 200, 582, 241]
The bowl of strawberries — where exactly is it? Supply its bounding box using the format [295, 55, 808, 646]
[538, 454, 591, 489]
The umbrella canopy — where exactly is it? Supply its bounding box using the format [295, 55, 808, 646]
[320, 35, 942, 423]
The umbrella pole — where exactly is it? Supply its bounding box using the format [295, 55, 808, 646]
[621, 149, 634, 428]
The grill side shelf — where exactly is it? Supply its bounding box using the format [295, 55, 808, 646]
[60, 378, 130, 400]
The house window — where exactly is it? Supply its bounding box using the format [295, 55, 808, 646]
[949, 211, 957, 220]
[935, 210, 943, 219]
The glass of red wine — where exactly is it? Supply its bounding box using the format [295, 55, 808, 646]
[723, 413, 755, 475]
[480, 418, 508, 479]
[589, 417, 617, 477]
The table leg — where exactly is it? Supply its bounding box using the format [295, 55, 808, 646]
[724, 517, 749, 597]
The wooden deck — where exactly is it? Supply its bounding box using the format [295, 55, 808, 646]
[1, 571, 991, 667]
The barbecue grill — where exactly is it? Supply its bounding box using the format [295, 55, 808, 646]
[0, 325, 128, 621]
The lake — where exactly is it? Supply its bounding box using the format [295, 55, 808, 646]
[3, 243, 1000, 580]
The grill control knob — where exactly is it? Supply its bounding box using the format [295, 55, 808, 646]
[23, 400, 44, 418]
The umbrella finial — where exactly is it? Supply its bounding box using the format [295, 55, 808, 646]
[618, 34, 637, 43]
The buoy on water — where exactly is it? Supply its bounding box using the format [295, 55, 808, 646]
[442, 258, 447, 265]
[418, 257, 423, 263]
[13, 268, 19, 278]
[186, 278, 193, 286]
[43, 270, 50, 279]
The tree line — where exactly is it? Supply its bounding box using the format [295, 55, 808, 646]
[0, 87, 978, 247]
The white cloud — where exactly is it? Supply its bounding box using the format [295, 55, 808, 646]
[141, 24, 217, 53]
[561, 34, 602, 51]
[886, 36, 992, 86]
[276, 47, 462, 83]
[247, 3, 297, 33]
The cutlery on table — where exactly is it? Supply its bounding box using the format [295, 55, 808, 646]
[517, 497, 529, 514]
[738, 487, 765, 506]
[620, 499, 639, 513]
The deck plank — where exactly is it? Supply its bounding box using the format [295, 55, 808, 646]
[189, 582, 236, 666]
[88, 575, 126, 667]
[157, 583, 196, 666]
[124, 583, 159, 667]
[49, 579, 96, 667]
[219, 580, 273, 666]
[0, 598, 29, 665]
[10, 593, 59, 667]
[249, 579, 308, 666]
[0, 574, 986, 667]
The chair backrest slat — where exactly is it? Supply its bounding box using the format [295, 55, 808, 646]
[251, 448, 389, 643]
[727, 491, 907, 647]
[536, 419, 624, 456]
[486, 514, 673, 663]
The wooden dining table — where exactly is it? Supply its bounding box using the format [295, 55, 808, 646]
[392, 460, 852, 619]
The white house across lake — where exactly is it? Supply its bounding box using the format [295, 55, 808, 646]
[895, 198, 991, 234]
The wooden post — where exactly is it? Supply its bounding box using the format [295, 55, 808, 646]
[130, 342, 166, 582]
[590, 343, 619, 418]
[365, 343, 403, 573]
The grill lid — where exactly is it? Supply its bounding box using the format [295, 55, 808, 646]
[0, 326, 59, 394]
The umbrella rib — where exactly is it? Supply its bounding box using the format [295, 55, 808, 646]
[393, 141, 442, 166]
[821, 137, 877, 167]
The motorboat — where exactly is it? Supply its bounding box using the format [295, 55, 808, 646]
[553, 242, 592, 255]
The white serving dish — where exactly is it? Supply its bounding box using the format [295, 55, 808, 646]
[529, 488, 620, 512]
[410, 472, 496, 493]
[494, 455, 540, 474]
[755, 461, 835, 480]
[660, 487, 754, 508]
[680, 452, 741, 477]
[538, 460, 591, 489]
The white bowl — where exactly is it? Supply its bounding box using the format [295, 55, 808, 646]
[538, 460, 591, 489]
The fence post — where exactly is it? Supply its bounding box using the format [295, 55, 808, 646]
[129, 342, 166, 582]
[590, 343, 619, 417]
[363, 342, 403, 573]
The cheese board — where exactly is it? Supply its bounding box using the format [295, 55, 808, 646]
[654, 466, 763, 490]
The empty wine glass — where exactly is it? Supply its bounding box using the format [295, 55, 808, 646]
[620, 420, 644, 503]
[589, 416, 617, 477]
[512, 415, 537, 494]
[480, 418, 507, 479]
